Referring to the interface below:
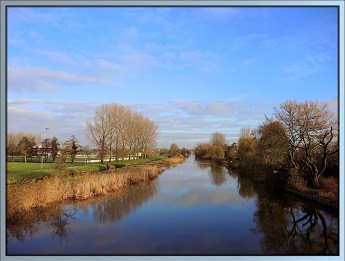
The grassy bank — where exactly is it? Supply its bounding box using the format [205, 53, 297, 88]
[7, 155, 167, 183]
[7, 155, 185, 217]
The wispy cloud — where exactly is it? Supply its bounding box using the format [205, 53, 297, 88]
[8, 66, 105, 93]
[8, 99, 97, 143]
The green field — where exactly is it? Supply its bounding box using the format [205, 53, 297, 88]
[7, 155, 167, 181]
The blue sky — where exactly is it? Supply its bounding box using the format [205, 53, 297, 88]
[7, 6, 338, 148]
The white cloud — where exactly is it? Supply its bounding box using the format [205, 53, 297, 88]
[8, 66, 107, 93]
[7, 99, 97, 145]
[134, 100, 273, 147]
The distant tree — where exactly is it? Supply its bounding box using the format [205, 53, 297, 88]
[237, 128, 257, 166]
[7, 143, 18, 162]
[226, 142, 238, 161]
[169, 143, 180, 155]
[51, 137, 60, 163]
[63, 135, 79, 163]
[18, 136, 36, 162]
[211, 145, 224, 159]
[194, 143, 211, 159]
[7, 133, 19, 161]
[159, 148, 170, 155]
[209, 132, 227, 160]
[210, 132, 227, 148]
[180, 147, 191, 158]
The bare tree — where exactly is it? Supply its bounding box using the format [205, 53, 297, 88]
[141, 118, 158, 158]
[275, 100, 338, 188]
[86, 103, 158, 162]
[86, 104, 112, 163]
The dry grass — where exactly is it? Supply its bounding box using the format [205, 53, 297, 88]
[319, 177, 338, 201]
[7, 156, 184, 217]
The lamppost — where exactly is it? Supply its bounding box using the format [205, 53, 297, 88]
[41, 127, 49, 169]
[45, 127, 49, 159]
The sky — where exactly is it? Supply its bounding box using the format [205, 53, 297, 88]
[7, 6, 338, 148]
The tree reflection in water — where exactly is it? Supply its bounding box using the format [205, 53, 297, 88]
[49, 207, 76, 244]
[195, 160, 209, 170]
[7, 180, 158, 242]
[92, 180, 157, 224]
[239, 173, 340, 255]
[236, 175, 257, 199]
[209, 163, 227, 186]
[195, 159, 227, 186]
[7, 204, 76, 243]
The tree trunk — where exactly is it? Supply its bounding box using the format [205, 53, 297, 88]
[311, 174, 320, 189]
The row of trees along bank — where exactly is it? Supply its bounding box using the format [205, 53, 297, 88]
[86, 103, 158, 163]
[195, 100, 338, 190]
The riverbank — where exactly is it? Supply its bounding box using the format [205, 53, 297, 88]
[284, 186, 338, 209]
[7, 155, 185, 217]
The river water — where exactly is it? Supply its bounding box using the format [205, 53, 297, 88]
[7, 156, 338, 255]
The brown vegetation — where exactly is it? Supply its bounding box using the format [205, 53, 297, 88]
[286, 169, 338, 205]
[7, 156, 184, 218]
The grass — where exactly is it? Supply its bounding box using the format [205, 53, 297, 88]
[7, 155, 168, 182]
[7, 162, 56, 180]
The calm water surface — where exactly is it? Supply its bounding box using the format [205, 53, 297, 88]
[7, 156, 338, 255]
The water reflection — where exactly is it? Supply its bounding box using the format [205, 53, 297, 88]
[195, 160, 209, 170]
[7, 204, 75, 243]
[49, 207, 76, 243]
[92, 181, 157, 224]
[7, 159, 339, 255]
[243, 175, 339, 255]
[237, 174, 257, 199]
[209, 163, 227, 186]
[7, 180, 157, 243]
[195, 160, 227, 186]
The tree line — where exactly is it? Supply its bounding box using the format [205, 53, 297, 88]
[86, 103, 158, 163]
[195, 100, 338, 189]
[6, 132, 80, 163]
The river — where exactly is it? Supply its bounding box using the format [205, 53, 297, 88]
[7, 156, 338, 255]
